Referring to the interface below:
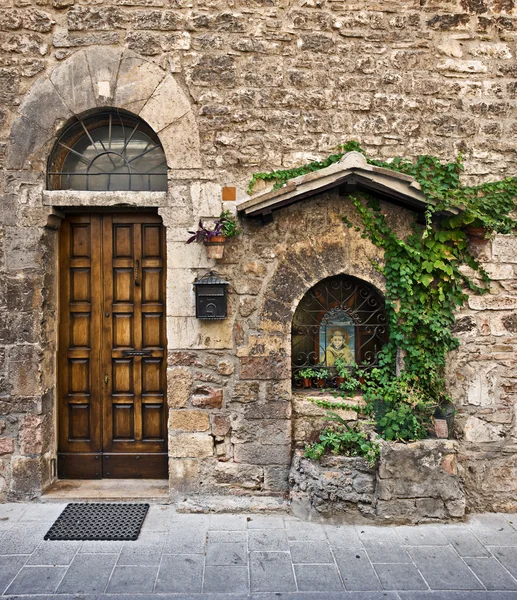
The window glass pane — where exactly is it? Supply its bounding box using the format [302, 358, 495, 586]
[50, 113, 167, 192]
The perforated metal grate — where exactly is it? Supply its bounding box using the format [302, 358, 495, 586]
[44, 503, 149, 541]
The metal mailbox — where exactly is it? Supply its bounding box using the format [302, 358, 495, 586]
[194, 271, 229, 320]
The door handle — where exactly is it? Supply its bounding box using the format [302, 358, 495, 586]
[104, 375, 109, 385]
[135, 259, 140, 287]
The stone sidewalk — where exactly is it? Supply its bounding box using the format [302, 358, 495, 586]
[2, 504, 517, 599]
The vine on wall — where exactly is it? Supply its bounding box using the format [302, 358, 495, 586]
[249, 143, 517, 441]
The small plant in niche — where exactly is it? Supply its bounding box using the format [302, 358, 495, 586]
[304, 412, 380, 468]
[187, 210, 240, 259]
[295, 367, 331, 388]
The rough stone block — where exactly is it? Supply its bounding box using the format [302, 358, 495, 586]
[169, 458, 200, 490]
[230, 382, 259, 403]
[0, 438, 14, 455]
[493, 235, 517, 263]
[159, 111, 202, 169]
[233, 443, 291, 465]
[85, 46, 121, 105]
[19, 414, 43, 455]
[468, 295, 517, 311]
[211, 462, 263, 489]
[169, 432, 214, 458]
[239, 356, 289, 380]
[212, 415, 230, 437]
[464, 416, 505, 442]
[191, 386, 223, 408]
[169, 409, 210, 432]
[263, 465, 289, 493]
[167, 367, 192, 408]
[8, 456, 41, 499]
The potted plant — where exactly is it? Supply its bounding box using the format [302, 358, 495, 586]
[313, 367, 331, 388]
[295, 367, 320, 389]
[187, 210, 240, 259]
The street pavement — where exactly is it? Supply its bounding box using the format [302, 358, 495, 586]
[1, 503, 517, 599]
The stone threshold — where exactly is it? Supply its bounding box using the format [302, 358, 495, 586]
[40, 479, 170, 503]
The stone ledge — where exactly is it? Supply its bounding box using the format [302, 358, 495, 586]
[175, 494, 288, 513]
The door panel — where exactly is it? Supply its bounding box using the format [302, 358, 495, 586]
[58, 213, 167, 479]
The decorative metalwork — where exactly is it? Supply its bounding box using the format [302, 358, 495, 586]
[48, 110, 167, 192]
[292, 275, 388, 389]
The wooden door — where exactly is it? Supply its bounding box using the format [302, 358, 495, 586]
[58, 213, 168, 479]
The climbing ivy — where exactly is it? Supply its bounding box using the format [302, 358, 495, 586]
[249, 143, 517, 441]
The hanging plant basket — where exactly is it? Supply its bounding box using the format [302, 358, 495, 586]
[204, 235, 226, 260]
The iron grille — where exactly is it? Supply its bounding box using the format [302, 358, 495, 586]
[292, 275, 388, 389]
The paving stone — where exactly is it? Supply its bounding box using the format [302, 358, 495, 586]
[203, 565, 249, 593]
[140, 505, 175, 531]
[205, 542, 247, 566]
[333, 547, 382, 591]
[356, 526, 403, 545]
[364, 541, 411, 563]
[164, 526, 207, 553]
[250, 551, 296, 592]
[209, 514, 248, 530]
[254, 594, 400, 600]
[289, 540, 334, 563]
[0, 523, 49, 554]
[249, 529, 289, 551]
[207, 530, 246, 543]
[397, 525, 450, 546]
[117, 543, 163, 566]
[5, 565, 67, 594]
[326, 525, 363, 547]
[398, 593, 517, 600]
[464, 557, 517, 590]
[20, 504, 67, 522]
[247, 515, 285, 529]
[56, 553, 118, 594]
[408, 546, 484, 590]
[294, 563, 344, 591]
[374, 563, 428, 590]
[286, 521, 327, 541]
[27, 541, 81, 565]
[489, 547, 517, 578]
[0, 504, 27, 523]
[79, 540, 124, 553]
[155, 554, 204, 593]
[468, 515, 517, 546]
[105, 565, 158, 593]
[441, 526, 491, 557]
[0, 555, 30, 595]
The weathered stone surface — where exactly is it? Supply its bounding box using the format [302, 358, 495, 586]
[0, 438, 14, 455]
[114, 51, 165, 113]
[8, 457, 41, 499]
[212, 415, 230, 436]
[212, 462, 263, 489]
[493, 235, 517, 263]
[167, 367, 192, 409]
[169, 409, 210, 432]
[19, 414, 43, 455]
[191, 386, 223, 408]
[468, 295, 517, 310]
[234, 443, 291, 465]
[240, 356, 289, 380]
[463, 416, 505, 442]
[169, 432, 214, 458]
[230, 382, 259, 403]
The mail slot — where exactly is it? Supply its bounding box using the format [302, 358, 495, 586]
[122, 350, 153, 357]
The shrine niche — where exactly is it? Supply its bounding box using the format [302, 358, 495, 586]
[291, 274, 388, 389]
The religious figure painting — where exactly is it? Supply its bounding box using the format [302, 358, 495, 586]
[319, 316, 355, 367]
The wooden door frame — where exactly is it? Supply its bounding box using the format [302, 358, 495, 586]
[57, 209, 168, 479]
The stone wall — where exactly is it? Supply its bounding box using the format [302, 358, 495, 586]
[0, 0, 517, 510]
[290, 440, 466, 524]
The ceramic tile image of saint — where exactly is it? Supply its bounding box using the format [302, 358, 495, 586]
[322, 326, 354, 367]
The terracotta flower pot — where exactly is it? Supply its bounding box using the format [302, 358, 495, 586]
[204, 235, 226, 259]
[434, 418, 448, 439]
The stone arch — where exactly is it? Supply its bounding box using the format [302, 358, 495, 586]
[260, 233, 387, 331]
[7, 47, 201, 175]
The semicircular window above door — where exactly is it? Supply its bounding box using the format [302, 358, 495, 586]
[48, 110, 168, 192]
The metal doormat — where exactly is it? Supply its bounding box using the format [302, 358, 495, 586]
[44, 503, 150, 541]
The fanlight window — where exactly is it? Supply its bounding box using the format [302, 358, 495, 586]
[48, 111, 167, 192]
[292, 275, 388, 388]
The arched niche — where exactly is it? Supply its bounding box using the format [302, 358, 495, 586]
[291, 274, 388, 388]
